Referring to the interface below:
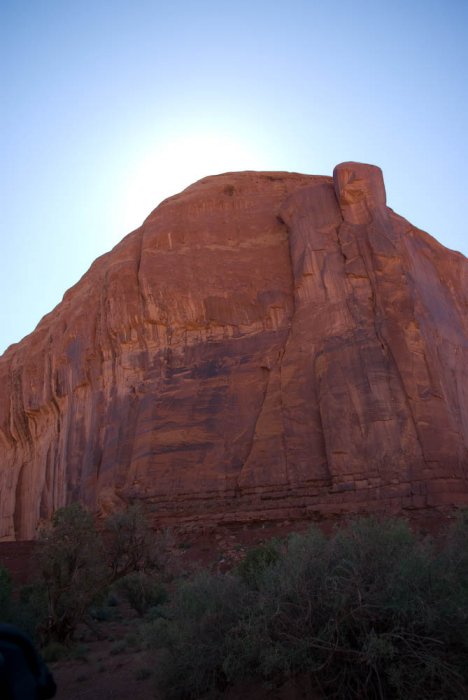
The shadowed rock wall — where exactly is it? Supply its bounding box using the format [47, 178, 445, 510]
[1, 163, 467, 539]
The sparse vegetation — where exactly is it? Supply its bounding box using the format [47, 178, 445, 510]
[38, 503, 173, 643]
[148, 571, 252, 699]
[103, 504, 165, 578]
[0, 563, 13, 618]
[3, 509, 468, 698]
[145, 515, 468, 699]
[235, 538, 281, 589]
[1, 502, 169, 645]
[36, 503, 109, 643]
[135, 667, 152, 681]
[41, 641, 70, 663]
[109, 639, 127, 655]
[116, 571, 167, 616]
[0, 563, 46, 638]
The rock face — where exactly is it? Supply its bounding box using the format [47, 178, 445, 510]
[1, 162, 468, 540]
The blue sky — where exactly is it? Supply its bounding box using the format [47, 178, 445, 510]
[1, 0, 467, 355]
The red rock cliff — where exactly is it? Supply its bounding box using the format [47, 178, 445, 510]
[1, 163, 468, 540]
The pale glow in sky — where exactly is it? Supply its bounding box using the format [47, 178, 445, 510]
[119, 131, 272, 234]
[1, 0, 467, 354]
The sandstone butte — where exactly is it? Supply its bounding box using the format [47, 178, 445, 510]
[1, 162, 468, 541]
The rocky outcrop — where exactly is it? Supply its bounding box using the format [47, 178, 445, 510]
[1, 163, 468, 540]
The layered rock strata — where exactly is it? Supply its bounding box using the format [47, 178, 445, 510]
[1, 163, 468, 540]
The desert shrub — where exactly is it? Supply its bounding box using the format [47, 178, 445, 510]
[0, 565, 46, 640]
[235, 539, 282, 589]
[116, 571, 167, 616]
[147, 571, 252, 699]
[14, 582, 48, 640]
[135, 666, 152, 680]
[149, 517, 468, 699]
[0, 564, 13, 619]
[34, 502, 165, 643]
[430, 511, 468, 675]
[103, 504, 165, 578]
[41, 641, 70, 663]
[438, 509, 468, 586]
[251, 518, 467, 698]
[36, 503, 108, 643]
[89, 599, 119, 622]
[225, 526, 329, 682]
[1, 503, 169, 646]
[110, 639, 127, 655]
[252, 518, 467, 697]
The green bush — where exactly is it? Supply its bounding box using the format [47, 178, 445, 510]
[116, 571, 167, 616]
[248, 517, 466, 698]
[35, 502, 164, 643]
[149, 517, 468, 699]
[0, 565, 46, 640]
[235, 539, 282, 589]
[36, 503, 108, 643]
[104, 504, 166, 578]
[41, 641, 70, 663]
[2, 503, 168, 645]
[147, 571, 252, 699]
[0, 564, 13, 619]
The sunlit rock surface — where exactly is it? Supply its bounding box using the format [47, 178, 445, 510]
[1, 163, 468, 539]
